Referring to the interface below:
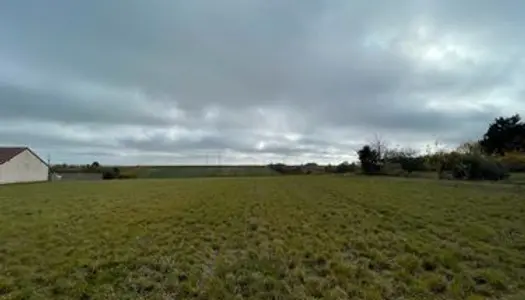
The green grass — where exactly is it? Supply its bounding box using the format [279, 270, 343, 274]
[508, 172, 525, 185]
[0, 176, 524, 299]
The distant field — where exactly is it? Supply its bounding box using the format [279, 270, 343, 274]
[54, 165, 280, 179]
[0, 176, 524, 299]
[127, 165, 280, 178]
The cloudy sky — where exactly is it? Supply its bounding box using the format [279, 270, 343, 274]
[0, 1, 523, 165]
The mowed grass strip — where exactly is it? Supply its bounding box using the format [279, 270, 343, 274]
[0, 177, 524, 299]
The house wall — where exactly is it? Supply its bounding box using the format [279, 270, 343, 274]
[0, 150, 49, 184]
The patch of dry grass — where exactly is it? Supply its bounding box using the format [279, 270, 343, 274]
[0, 176, 524, 299]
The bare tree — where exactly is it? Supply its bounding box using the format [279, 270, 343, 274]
[456, 140, 483, 155]
[368, 133, 389, 161]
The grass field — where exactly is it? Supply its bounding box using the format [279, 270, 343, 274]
[0, 177, 524, 299]
[130, 165, 279, 179]
[54, 165, 280, 179]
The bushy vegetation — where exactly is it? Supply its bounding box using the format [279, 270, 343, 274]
[267, 161, 360, 175]
[267, 163, 305, 174]
[50, 163, 138, 180]
[449, 154, 508, 181]
[479, 114, 525, 155]
[498, 151, 525, 172]
[333, 161, 357, 173]
[385, 149, 427, 174]
[352, 114, 525, 182]
[267, 162, 331, 175]
[357, 145, 382, 174]
[50, 162, 104, 174]
[102, 167, 139, 180]
[0, 177, 524, 299]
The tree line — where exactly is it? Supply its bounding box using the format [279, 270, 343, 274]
[50, 161, 137, 180]
[270, 114, 525, 181]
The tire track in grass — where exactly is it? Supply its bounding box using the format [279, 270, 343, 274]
[192, 179, 249, 297]
[287, 178, 416, 298]
[192, 178, 275, 298]
[237, 178, 300, 298]
[310, 177, 525, 299]
[311, 179, 494, 263]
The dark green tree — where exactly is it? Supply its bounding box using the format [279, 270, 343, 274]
[335, 161, 356, 173]
[357, 145, 380, 173]
[385, 148, 426, 174]
[479, 114, 525, 155]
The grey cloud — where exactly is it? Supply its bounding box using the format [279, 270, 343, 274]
[0, 0, 524, 164]
[320, 99, 501, 133]
[116, 129, 363, 159]
[0, 128, 100, 150]
[0, 123, 118, 164]
[0, 83, 174, 126]
[118, 134, 231, 154]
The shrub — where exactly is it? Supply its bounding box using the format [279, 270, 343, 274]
[498, 151, 525, 172]
[450, 154, 509, 181]
[385, 150, 427, 174]
[357, 145, 381, 174]
[267, 163, 305, 175]
[381, 162, 406, 176]
[268, 163, 286, 173]
[452, 163, 468, 179]
[335, 162, 356, 173]
[324, 164, 337, 173]
[102, 167, 127, 180]
[117, 173, 138, 179]
[102, 171, 117, 180]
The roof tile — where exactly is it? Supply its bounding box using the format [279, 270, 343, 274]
[0, 147, 27, 165]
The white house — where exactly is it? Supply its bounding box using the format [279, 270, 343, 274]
[0, 147, 49, 185]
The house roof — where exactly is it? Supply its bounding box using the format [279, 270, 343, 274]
[0, 147, 49, 166]
[0, 147, 27, 165]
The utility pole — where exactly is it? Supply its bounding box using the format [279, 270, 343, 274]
[47, 154, 51, 181]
